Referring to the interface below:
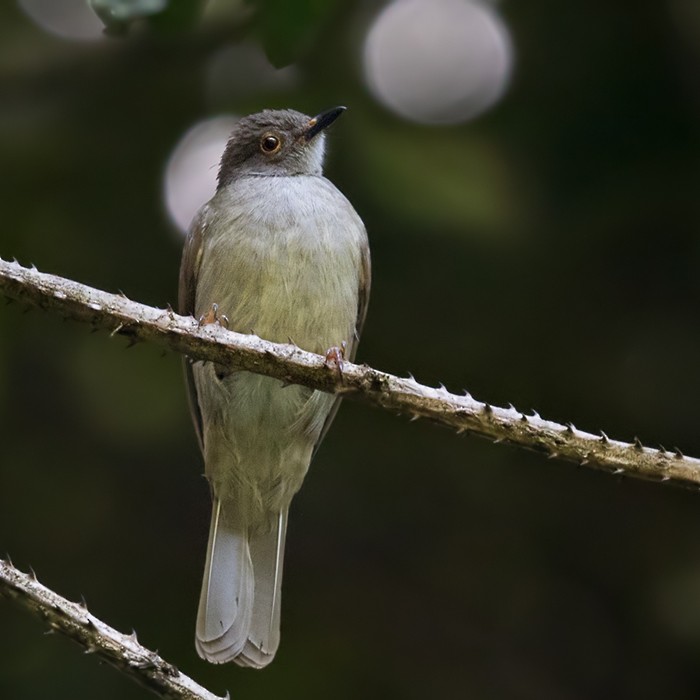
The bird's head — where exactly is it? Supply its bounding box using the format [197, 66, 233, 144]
[217, 107, 346, 186]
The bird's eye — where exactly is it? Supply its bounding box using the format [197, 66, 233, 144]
[260, 134, 282, 154]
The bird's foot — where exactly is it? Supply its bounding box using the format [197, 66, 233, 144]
[324, 341, 347, 380]
[198, 303, 229, 328]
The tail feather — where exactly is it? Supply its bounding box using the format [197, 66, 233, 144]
[235, 511, 288, 668]
[196, 499, 253, 662]
[196, 499, 288, 668]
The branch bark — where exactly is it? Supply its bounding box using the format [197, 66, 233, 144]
[1, 256, 699, 489]
[0, 558, 224, 700]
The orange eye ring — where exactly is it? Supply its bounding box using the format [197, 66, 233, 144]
[260, 134, 282, 154]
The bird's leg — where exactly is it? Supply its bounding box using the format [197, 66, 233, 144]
[324, 341, 347, 380]
[198, 303, 229, 328]
[198, 304, 233, 380]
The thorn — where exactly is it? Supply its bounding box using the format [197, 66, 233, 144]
[566, 422, 575, 434]
[5, 553, 13, 567]
[456, 426, 468, 435]
[118, 290, 128, 299]
[530, 409, 541, 420]
[128, 630, 139, 644]
[438, 383, 447, 393]
[30, 262, 37, 271]
[674, 447, 684, 459]
[84, 645, 97, 655]
[287, 335, 298, 347]
[29, 566, 37, 581]
[463, 391, 472, 401]
[407, 372, 415, 382]
[507, 403, 516, 411]
[613, 468, 624, 475]
[520, 413, 528, 422]
[409, 413, 420, 422]
[658, 445, 667, 454]
[599, 430, 609, 444]
[633, 437, 643, 451]
[548, 451, 559, 459]
[661, 475, 670, 482]
[482, 403, 493, 415]
[79, 595, 88, 610]
[580, 459, 589, 466]
[110, 323, 124, 337]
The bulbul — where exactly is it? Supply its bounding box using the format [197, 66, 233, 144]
[178, 107, 370, 668]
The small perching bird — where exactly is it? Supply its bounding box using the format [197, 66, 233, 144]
[178, 107, 370, 668]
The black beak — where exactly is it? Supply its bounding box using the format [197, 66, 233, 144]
[304, 106, 347, 142]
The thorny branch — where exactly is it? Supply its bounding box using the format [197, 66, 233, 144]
[1, 256, 700, 490]
[0, 558, 225, 700]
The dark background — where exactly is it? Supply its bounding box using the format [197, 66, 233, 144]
[3, 1, 700, 698]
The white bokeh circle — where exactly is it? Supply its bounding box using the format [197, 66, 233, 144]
[19, 0, 104, 41]
[163, 115, 238, 234]
[363, 0, 513, 124]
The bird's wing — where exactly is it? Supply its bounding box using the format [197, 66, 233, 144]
[312, 228, 371, 458]
[351, 231, 372, 360]
[178, 208, 208, 451]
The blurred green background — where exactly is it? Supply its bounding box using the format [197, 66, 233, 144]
[3, 1, 700, 698]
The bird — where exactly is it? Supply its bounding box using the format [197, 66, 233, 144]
[178, 107, 370, 668]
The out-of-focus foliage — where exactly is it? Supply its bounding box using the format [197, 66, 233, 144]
[247, 0, 342, 68]
[89, 0, 342, 62]
[2, 1, 700, 699]
[90, 0, 204, 35]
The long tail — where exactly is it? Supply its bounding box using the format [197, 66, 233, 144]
[196, 498, 287, 668]
[236, 509, 287, 668]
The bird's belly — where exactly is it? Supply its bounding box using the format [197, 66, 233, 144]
[194, 365, 334, 524]
[199, 230, 359, 353]
[239, 264, 351, 351]
[193, 217, 360, 522]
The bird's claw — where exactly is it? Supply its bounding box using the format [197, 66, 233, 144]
[324, 341, 347, 380]
[198, 303, 229, 328]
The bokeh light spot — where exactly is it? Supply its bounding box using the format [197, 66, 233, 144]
[163, 115, 238, 235]
[363, 0, 513, 124]
[18, 0, 105, 41]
